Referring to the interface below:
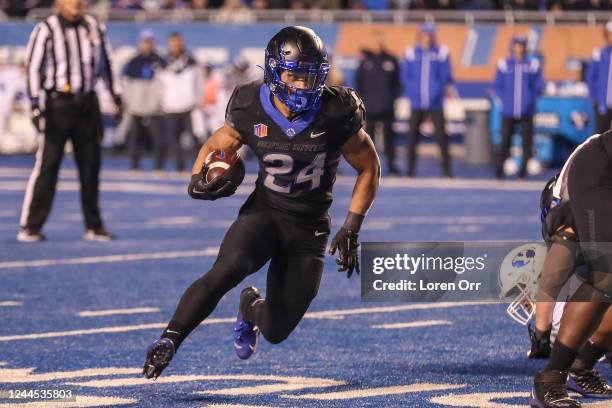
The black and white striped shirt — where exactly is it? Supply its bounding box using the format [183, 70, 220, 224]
[25, 13, 120, 103]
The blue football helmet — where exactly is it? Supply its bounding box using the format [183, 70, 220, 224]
[264, 26, 329, 113]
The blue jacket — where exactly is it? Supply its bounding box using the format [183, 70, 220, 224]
[493, 56, 543, 118]
[401, 45, 452, 111]
[586, 46, 612, 114]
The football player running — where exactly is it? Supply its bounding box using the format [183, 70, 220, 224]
[530, 130, 612, 408]
[143, 26, 380, 379]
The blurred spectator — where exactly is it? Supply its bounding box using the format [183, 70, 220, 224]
[0, 0, 53, 16]
[224, 55, 261, 92]
[159, 32, 203, 172]
[502, 0, 538, 9]
[401, 24, 454, 178]
[161, 0, 187, 8]
[111, 0, 144, 9]
[493, 36, 543, 179]
[410, 0, 457, 9]
[200, 64, 227, 138]
[355, 35, 400, 175]
[121, 30, 166, 170]
[587, 22, 612, 134]
[190, 0, 208, 7]
[326, 52, 345, 87]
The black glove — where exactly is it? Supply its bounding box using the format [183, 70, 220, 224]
[187, 172, 237, 201]
[31, 101, 44, 132]
[329, 212, 365, 278]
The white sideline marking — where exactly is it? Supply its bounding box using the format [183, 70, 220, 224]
[77, 307, 160, 317]
[0, 396, 137, 407]
[0, 301, 22, 307]
[305, 301, 495, 319]
[0, 301, 493, 342]
[0, 248, 219, 270]
[70, 374, 343, 394]
[283, 383, 465, 400]
[0, 318, 233, 342]
[206, 405, 274, 408]
[430, 392, 612, 408]
[0, 367, 140, 383]
[372, 320, 452, 329]
[0, 181, 251, 196]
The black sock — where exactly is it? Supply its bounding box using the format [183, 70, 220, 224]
[546, 341, 578, 372]
[161, 320, 188, 351]
[572, 340, 608, 371]
[535, 326, 551, 341]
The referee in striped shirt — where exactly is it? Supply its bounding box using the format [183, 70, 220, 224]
[18, 0, 121, 242]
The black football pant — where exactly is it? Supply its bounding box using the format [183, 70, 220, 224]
[20, 92, 103, 231]
[407, 109, 451, 177]
[595, 107, 612, 135]
[126, 115, 164, 170]
[164, 111, 193, 172]
[168, 193, 329, 347]
[366, 113, 397, 172]
[496, 116, 533, 179]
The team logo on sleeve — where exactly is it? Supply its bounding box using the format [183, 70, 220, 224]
[254, 124, 268, 138]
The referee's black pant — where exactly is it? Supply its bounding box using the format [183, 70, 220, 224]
[20, 92, 104, 231]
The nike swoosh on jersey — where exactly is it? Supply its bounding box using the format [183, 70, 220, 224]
[310, 131, 326, 138]
[314, 230, 326, 236]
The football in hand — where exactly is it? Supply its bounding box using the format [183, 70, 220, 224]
[204, 150, 246, 186]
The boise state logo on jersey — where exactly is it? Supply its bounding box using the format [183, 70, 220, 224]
[254, 123, 268, 138]
[511, 248, 536, 268]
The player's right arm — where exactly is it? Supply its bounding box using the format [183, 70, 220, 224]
[191, 123, 242, 175]
[188, 123, 243, 201]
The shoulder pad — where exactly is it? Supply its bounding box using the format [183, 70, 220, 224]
[320, 86, 364, 120]
[229, 80, 261, 110]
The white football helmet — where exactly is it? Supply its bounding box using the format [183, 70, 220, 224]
[498, 243, 547, 325]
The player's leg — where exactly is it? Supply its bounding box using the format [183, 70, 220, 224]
[496, 117, 514, 179]
[252, 252, 324, 344]
[532, 240, 579, 358]
[19, 96, 71, 239]
[518, 115, 534, 179]
[566, 307, 612, 398]
[237, 213, 327, 355]
[144, 207, 278, 377]
[430, 110, 451, 177]
[407, 109, 425, 176]
[71, 95, 105, 234]
[531, 141, 612, 407]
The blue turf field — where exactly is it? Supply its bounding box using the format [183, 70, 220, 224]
[0, 154, 610, 408]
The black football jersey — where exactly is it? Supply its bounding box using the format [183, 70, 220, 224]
[225, 80, 366, 217]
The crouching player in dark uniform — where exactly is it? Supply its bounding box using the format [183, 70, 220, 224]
[143, 26, 380, 378]
[528, 173, 612, 408]
[530, 130, 612, 408]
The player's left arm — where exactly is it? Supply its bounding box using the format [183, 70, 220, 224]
[329, 128, 381, 278]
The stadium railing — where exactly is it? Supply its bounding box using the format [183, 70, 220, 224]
[23, 9, 612, 25]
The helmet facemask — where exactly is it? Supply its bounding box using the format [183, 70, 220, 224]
[265, 52, 329, 113]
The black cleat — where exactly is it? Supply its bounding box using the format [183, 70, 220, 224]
[143, 338, 175, 380]
[567, 368, 612, 399]
[530, 370, 581, 408]
[234, 287, 262, 360]
[528, 324, 551, 359]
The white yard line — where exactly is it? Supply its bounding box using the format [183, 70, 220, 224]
[372, 320, 452, 329]
[0, 302, 495, 342]
[77, 307, 160, 317]
[0, 248, 220, 270]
